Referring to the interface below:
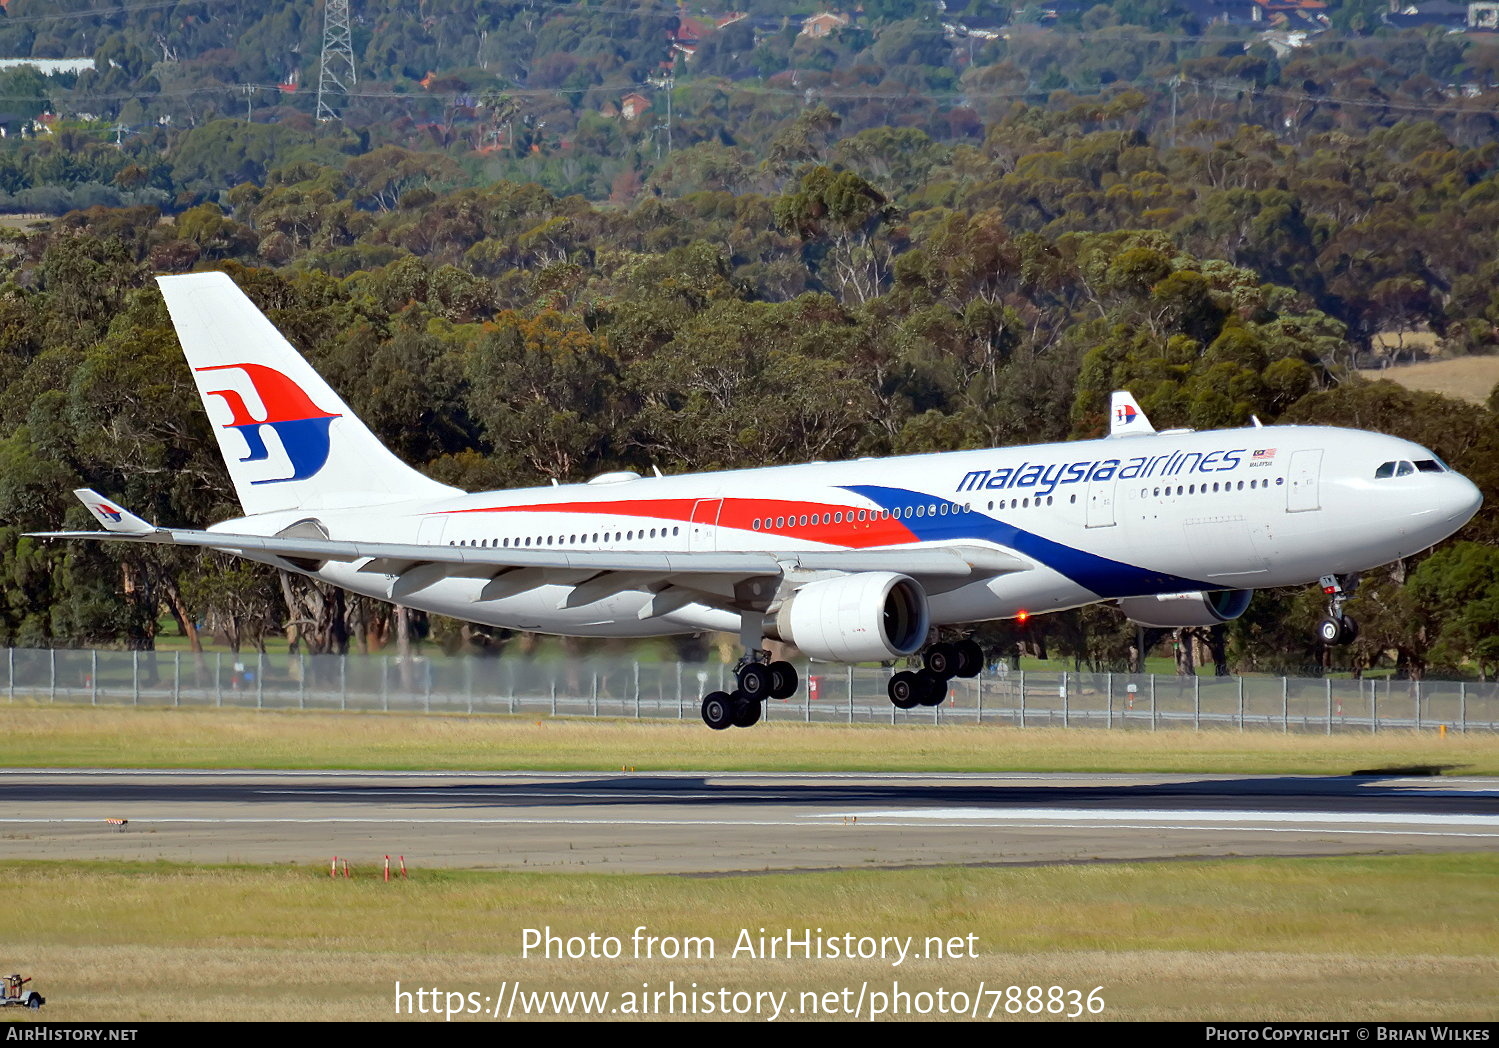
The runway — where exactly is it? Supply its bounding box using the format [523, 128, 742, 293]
[2, 769, 1497, 874]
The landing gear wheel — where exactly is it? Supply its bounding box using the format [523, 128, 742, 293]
[923, 642, 960, 680]
[888, 670, 922, 710]
[768, 661, 798, 700]
[1338, 616, 1359, 645]
[917, 668, 948, 706]
[1317, 618, 1344, 645]
[737, 662, 772, 700]
[701, 691, 735, 731]
[954, 639, 984, 679]
[732, 693, 762, 728]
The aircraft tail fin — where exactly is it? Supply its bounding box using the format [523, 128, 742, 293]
[157, 272, 461, 517]
[1108, 390, 1156, 437]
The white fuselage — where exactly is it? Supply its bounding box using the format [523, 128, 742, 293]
[210, 423, 1482, 638]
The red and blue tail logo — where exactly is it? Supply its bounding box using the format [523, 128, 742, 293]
[196, 363, 341, 485]
[1116, 404, 1138, 425]
[96, 503, 122, 522]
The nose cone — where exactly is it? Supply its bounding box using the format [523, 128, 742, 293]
[1394, 471, 1484, 556]
[1444, 473, 1484, 530]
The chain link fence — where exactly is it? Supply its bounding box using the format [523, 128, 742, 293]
[4, 646, 1497, 733]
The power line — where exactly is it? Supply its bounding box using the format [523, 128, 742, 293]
[0, 65, 1492, 119]
[0, 1, 186, 26]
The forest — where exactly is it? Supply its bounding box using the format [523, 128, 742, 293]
[0, 1, 1495, 679]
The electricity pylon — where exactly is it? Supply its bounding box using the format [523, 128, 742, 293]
[316, 0, 356, 122]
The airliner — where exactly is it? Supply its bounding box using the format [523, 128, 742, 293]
[35, 272, 1484, 729]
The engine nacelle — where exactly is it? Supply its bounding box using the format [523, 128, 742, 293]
[1117, 590, 1252, 628]
[772, 572, 929, 662]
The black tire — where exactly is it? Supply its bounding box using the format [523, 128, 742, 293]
[732, 693, 762, 728]
[1317, 617, 1343, 645]
[888, 670, 921, 709]
[923, 642, 959, 680]
[737, 662, 772, 700]
[954, 639, 984, 679]
[1338, 616, 1359, 645]
[768, 660, 798, 700]
[917, 668, 948, 706]
[701, 691, 735, 730]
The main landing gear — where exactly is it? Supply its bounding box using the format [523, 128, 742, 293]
[1315, 574, 1359, 646]
[701, 652, 798, 730]
[887, 639, 983, 710]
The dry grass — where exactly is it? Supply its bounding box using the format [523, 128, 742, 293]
[3, 855, 1495, 1021]
[0, 213, 49, 233]
[1358, 355, 1499, 405]
[4, 704, 1499, 774]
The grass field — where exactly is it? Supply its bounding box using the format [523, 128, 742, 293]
[3, 854, 1494, 1021]
[1358, 355, 1499, 405]
[5, 704, 1498, 774]
[5, 705, 1495, 1023]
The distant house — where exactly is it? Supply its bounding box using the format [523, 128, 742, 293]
[1385, 0, 1469, 27]
[620, 92, 652, 120]
[1471, 1, 1499, 28]
[672, 15, 712, 43]
[1249, 0, 1328, 22]
[1174, 0, 1261, 26]
[800, 11, 851, 37]
[1261, 28, 1314, 56]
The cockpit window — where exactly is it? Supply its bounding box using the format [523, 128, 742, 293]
[1376, 460, 1436, 478]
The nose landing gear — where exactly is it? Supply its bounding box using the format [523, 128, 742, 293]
[1315, 574, 1359, 646]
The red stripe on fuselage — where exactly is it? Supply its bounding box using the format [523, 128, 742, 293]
[437, 497, 918, 548]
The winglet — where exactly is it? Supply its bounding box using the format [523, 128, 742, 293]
[73, 490, 156, 534]
[1108, 391, 1156, 437]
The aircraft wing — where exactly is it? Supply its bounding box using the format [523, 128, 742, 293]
[33, 491, 1030, 612]
[32, 523, 1025, 576]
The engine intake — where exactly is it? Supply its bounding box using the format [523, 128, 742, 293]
[1117, 590, 1252, 628]
[772, 572, 929, 662]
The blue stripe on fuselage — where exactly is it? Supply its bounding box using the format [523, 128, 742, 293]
[840, 484, 1213, 598]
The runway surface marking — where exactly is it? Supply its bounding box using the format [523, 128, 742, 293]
[253, 789, 791, 799]
[815, 808, 1499, 826]
[7, 769, 1496, 870]
[4, 814, 1496, 839]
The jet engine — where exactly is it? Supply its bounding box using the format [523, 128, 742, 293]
[1117, 590, 1252, 628]
[771, 572, 929, 662]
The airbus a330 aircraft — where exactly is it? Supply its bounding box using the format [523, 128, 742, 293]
[36, 272, 1483, 729]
